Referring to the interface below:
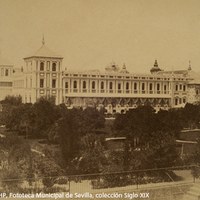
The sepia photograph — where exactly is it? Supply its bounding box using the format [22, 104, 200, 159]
[0, 0, 200, 199]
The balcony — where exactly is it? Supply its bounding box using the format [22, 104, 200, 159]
[82, 89, 87, 93]
[73, 89, 78, 93]
[100, 89, 105, 93]
[118, 90, 122, 93]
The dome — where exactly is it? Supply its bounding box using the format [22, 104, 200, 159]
[150, 60, 161, 74]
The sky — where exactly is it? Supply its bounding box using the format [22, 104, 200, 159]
[0, 0, 200, 73]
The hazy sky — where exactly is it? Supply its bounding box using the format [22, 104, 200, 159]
[0, 0, 200, 73]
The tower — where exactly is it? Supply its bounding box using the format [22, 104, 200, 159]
[150, 60, 162, 74]
[23, 37, 63, 104]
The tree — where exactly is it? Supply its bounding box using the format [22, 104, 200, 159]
[1, 95, 22, 106]
[76, 134, 107, 174]
[113, 106, 180, 169]
[0, 166, 22, 192]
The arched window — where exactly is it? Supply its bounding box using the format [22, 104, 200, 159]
[83, 81, 86, 89]
[101, 82, 104, 89]
[175, 98, 178, 105]
[149, 83, 153, 91]
[40, 62, 44, 71]
[126, 82, 129, 90]
[73, 81, 77, 89]
[142, 83, 145, 90]
[157, 83, 160, 91]
[52, 63, 56, 71]
[109, 82, 113, 90]
[52, 79, 56, 88]
[134, 82, 137, 90]
[92, 81, 95, 89]
[5, 69, 9, 76]
[118, 83, 121, 90]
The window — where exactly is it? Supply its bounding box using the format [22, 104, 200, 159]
[0, 82, 12, 87]
[118, 83, 121, 90]
[134, 82, 137, 90]
[1, 68, 4, 76]
[73, 81, 77, 89]
[157, 83, 160, 91]
[47, 61, 50, 71]
[142, 83, 145, 90]
[164, 85, 167, 91]
[65, 82, 68, 88]
[183, 85, 186, 91]
[5, 69, 8, 76]
[175, 84, 178, 91]
[92, 81, 95, 89]
[40, 62, 44, 71]
[52, 79, 56, 88]
[52, 63, 56, 71]
[179, 84, 182, 90]
[83, 81, 86, 89]
[175, 98, 178, 105]
[109, 82, 113, 90]
[126, 82, 129, 90]
[40, 79, 44, 88]
[101, 82, 104, 89]
[149, 83, 153, 91]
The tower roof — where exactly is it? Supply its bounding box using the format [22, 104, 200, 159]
[24, 37, 63, 59]
[150, 60, 161, 73]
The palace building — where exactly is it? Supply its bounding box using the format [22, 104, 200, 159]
[0, 54, 13, 101]
[2, 38, 200, 113]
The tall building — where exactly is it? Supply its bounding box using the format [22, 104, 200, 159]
[0, 54, 13, 101]
[9, 38, 200, 113]
[14, 37, 63, 105]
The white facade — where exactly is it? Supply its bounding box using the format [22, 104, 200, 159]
[13, 39, 63, 105]
[62, 63, 189, 113]
[0, 55, 13, 101]
[4, 40, 200, 113]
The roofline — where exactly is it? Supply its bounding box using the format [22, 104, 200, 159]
[23, 56, 63, 60]
[0, 64, 13, 66]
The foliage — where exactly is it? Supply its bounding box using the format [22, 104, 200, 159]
[113, 106, 180, 169]
[33, 153, 63, 188]
[0, 166, 22, 192]
[76, 134, 107, 174]
[47, 107, 105, 170]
